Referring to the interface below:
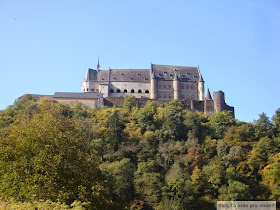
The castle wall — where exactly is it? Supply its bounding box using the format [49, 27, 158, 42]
[108, 82, 150, 98]
[55, 98, 104, 109]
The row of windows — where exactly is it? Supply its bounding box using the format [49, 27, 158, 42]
[158, 94, 195, 100]
[158, 84, 195, 90]
[158, 84, 172, 89]
[84, 88, 99, 92]
[110, 89, 150, 94]
[181, 84, 194, 90]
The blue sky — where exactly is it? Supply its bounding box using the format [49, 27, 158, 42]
[1, 0, 279, 122]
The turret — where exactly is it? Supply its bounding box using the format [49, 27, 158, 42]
[173, 71, 180, 100]
[150, 64, 158, 99]
[197, 65, 205, 101]
[213, 91, 225, 113]
[205, 87, 212, 100]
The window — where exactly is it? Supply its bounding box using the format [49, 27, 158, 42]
[164, 94, 167, 99]
[191, 95, 194, 99]
[186, 84, 189, 89]
[168, 85, 171, 89]
[191, 84, 194, 90]
[168, 95, 172, 99]
[124, 89, 127, 93]
[181, 84, 184, 89]
[164, 85, 166, 88]
[110, 89, 114, 93]
[138, 89, 142, 93]
[159, 85, 162, 88]
[117, 89, 121, 93]
[87, 88, 88, 91]
[145, 90, 149, 93]
[186, 95, 190, 100]
[91, 89, 95, 92]
[131, 89, 135, 93]
[159, 94, 162, 99]
[96, 89, 99, 92]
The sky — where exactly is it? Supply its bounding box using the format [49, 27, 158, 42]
[0, 0, 279, 122]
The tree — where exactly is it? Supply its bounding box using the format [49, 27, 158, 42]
[100, 158, 135, 202]
[0, 98, 113, 208]
[254, 112, 274, 139]
[106, 110, 125, 151]
[218, 180, 252, 201]
[261, 153, 280, 202]
[272, 108, 280, 136]
[136, 100, 158, 132]
[162, 100, 185, 140]
[208, 111, 236, 139]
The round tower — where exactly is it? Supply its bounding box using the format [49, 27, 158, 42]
[197, 65, 205, 101]
[150, 70, 158, 100]
[173, 72, 180, 100]
[213, 91, 225, 113]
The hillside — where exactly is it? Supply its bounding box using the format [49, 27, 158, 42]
[0, 95, 279, 209]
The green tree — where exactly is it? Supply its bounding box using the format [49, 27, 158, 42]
[0, 98, 113, 208]
[208, 111, 236, 139]
[100, 158, 135, 202]
[254, 112, 274, 139]
[162, 100, 185, 140]
[219, 180, 252, 201]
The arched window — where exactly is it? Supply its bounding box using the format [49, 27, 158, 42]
[131, 89, 135, 93]
[110, 89, 114, 93]
[186, 84, 189, 89]
[138, 89, 142, 93]
[117, 89, 121, 93]
[124, 89, 127, 93]
[145, 90, 149, 93]
[87, 88, 88, 91]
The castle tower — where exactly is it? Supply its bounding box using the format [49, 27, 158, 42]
[197, 65, 205, 101]
[213, 91, 225, 113]
[150, 64, 158, 99]
[173, 71, 180, 100]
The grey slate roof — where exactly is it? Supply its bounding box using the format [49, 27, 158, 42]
[86, 64, 200, 83]
[152, 64, 199, 82]
[54, 92, 103, 98]
[205, 88, 212, 100]
[27, 94, 54, 101]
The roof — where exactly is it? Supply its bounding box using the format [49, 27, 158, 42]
[205, 88, 212, 100]
[54, 92, 103, 98]
[26, 94, 54, 101]
[85, 64, 201, 83]
[152, 64, 199, 82]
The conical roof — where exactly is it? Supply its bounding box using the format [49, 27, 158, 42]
[84, 69, 90, 81]
[198, 65, 204, 82]
[205, 88, 212, 100]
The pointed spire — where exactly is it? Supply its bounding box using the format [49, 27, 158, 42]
[205, 87, 212, 100]
[97, 57, 100, 71]
[198, 65, 204, 82]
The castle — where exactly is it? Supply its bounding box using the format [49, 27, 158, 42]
[24, 60, 234, 116]
[81, 60, 234, 116]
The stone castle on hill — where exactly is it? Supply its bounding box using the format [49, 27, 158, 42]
[26, 60, 234, 116]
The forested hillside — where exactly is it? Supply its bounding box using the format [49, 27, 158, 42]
[0, 95, 279, 209]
